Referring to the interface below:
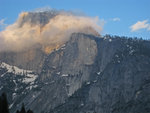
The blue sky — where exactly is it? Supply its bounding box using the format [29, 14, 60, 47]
[0, 0, 150, 39]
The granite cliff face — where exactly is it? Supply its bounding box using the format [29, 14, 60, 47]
[0, 33, 150, 113]
[49, 34, 150, 113]
[0, 11, 150, 113]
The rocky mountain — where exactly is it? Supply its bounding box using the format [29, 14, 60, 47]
[0, 33, 150, 113]
[0, 11, 150, 113]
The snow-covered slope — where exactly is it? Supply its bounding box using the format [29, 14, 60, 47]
[0, 62, 39, 110]
[0, 62, 37, 84]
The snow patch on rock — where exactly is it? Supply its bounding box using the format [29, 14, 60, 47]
[0, 62, 38, 83]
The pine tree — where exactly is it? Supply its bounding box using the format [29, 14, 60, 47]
[1, 92, 9, 113]
[16, 103, 34, 113]
[0, 96, 2, 113]
[27, 109, 33, 113]
[0, 93, 34, 113]
[16, 110, 20, 113]
[20, 103, 26, 113]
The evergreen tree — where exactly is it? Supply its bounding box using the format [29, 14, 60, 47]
[27, 109, 33, 113]
[15, 104, 34, 113]
[0, 92, 34, 113]
[16, 110, 20, 113]
[20, 103, 26, 113]
[1, 92, 9, 113]
[0, 96, 2, 113]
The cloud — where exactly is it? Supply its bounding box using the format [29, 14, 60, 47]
[0, 19, 7, 30]
[148, 25, 150, 31]
[0, 11, 104, 53]
[130, 20, 150, 32]
[112, 17, 120, 22]
[32, 6, 52, 12]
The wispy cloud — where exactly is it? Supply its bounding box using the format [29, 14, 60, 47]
[148, 25, 150, 31]
[112, 17, 120, 22]
[130, 20, 150, 32]
[32, 6, 52, 12]
[0, 19, 7, 30]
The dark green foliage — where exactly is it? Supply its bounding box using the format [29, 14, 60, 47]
[16, 110, 20, 113]
[0, 92, 9, 113]
[0, 96, 2, 113]
[20, 104, 26, 113]
[0, 92, 34, 113]
[27, 109, 33, 113]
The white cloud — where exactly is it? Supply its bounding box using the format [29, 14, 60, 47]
[112, 17, 120, 22]
[130, 20, 150, 32]
[0, 19, 7, 30]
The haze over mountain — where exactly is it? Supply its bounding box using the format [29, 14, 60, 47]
[0, 10, 102, 53]
[0, 10, 150, 113]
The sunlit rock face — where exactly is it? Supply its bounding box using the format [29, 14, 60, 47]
[17, 11, 58, 27]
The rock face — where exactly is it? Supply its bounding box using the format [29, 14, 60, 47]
[18, 11, 58, 27]
[0, 33, 150, 113]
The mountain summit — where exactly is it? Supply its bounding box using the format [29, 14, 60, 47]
[0, 11, 150, 113]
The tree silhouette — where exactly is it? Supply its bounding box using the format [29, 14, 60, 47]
[27, 109, 33, 113]
[1, 92, 9, 113]
[0, 92, 34, 113]
[16, 103, 34, 113]
[20, 103, 26, 113]
[0, 96, 2, 113]
[16, 110, 20, 113]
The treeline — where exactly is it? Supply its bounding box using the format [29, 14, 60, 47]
[0, 92, 34, 113]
